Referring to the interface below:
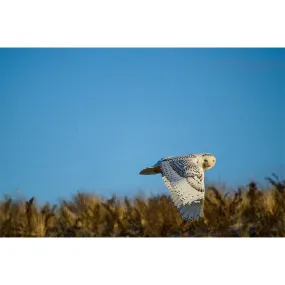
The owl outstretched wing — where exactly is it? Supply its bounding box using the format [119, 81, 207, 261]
[160, 157, 205, 219]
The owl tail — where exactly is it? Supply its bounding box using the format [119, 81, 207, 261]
[139, 165, 162, 175]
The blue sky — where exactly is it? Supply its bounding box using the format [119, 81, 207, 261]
[0, 48, 284, 203]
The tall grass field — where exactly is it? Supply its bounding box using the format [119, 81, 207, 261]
[0, 176, 284, 237]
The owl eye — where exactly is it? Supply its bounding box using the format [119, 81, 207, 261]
[204, 159, 208, 162]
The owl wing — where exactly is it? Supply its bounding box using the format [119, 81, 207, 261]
[160, 157, 205, 219]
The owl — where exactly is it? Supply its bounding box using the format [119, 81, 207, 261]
[140, 153, 216, 220]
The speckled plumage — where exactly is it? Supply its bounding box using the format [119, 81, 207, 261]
[140, 153, 216, 220]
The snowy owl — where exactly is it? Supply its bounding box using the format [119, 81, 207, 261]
[139, 153, 216, 220]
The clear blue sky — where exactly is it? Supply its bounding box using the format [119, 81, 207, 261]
[0, 48, 284, 203]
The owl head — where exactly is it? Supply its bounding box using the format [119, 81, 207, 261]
[199, 153, 216, 171]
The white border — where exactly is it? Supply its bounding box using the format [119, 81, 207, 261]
[0, 0, 284, 47]
[0, 238, 284, 285]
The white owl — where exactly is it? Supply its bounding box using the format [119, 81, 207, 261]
[140, 153, 216, 220]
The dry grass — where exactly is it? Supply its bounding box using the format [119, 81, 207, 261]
[0, 175, 284, 237]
